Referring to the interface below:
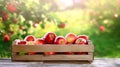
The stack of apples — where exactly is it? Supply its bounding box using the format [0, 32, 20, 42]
[15, 32, 89, 55]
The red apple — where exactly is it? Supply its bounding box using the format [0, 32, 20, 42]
[44, 32, 56, 55]
[24, 35, 35, 41]
[26, 40, 35, 55]
[65, 33, 77, 54]
[75, 38, 86, 44]
[54, 36, 67, 44]
[54, 36, 67, 54]
[7, 3, 17, 13]
[65, 33, 77, 44]
[3, 13, 9, 21]
[34, 38, 45, 55]
[16, 40, 27, 55]
[58, 23, 66, 28]
[14, 39, 20, 45]
[17, 40, 27, 45]
[99, 25, 105, 32]
[44, 32, 56, 44]
[44, 52, 55, 55]
[35, 38, 45, 45]
[75, 38, 87, 55]
[78, 35, 89, 41]
[54, 36, 72, 54]
[27, 41, 36, 55]
[4, 34, 10, 42]
[2, 11, 9, 21]
[24, 35, 36, 55]
[18, 39, 35, 55]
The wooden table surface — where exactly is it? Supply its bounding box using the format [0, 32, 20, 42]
[0, 58, 120, 67]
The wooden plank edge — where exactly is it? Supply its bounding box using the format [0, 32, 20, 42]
[12, 45, 94, 52]
[12, 54, 93, 61]
[11, 60, 92, 64]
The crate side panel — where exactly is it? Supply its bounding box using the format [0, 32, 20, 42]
[12, 54, 93, 61]
[12, 45, 94, 52]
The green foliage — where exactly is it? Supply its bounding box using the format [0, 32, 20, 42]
[86, 0, 120, 57]
[0, 0, 61, 58]
[86, 0, 120, 34]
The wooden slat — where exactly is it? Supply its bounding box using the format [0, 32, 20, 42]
[12, 55, 93, 61]
[11, 40, 94, 62]
[12, 45, 94, 52]
[43, 61, 92, 64]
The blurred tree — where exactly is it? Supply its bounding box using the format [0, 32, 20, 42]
[0, 0, 60, 39]
[0, 0, 62, 57]
[86, 0, 120, 35]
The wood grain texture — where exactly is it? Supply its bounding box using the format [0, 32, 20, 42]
[11, 40, 94, 62]
[12, 55, 93, 61]
[12, 45, 94, 52]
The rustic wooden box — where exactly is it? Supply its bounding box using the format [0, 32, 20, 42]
[11, 40, 94, 63]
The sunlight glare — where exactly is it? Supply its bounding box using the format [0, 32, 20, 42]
[56, 0, 73, 10]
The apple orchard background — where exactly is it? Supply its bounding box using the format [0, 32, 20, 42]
[0, 0, 120, 58]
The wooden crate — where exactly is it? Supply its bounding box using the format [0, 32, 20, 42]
[11, 40, 94, 63]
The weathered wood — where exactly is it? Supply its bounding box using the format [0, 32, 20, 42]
[11, 40, 94, 62]
[12, 55, 93, 61]
[12, 45, 94, 52]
